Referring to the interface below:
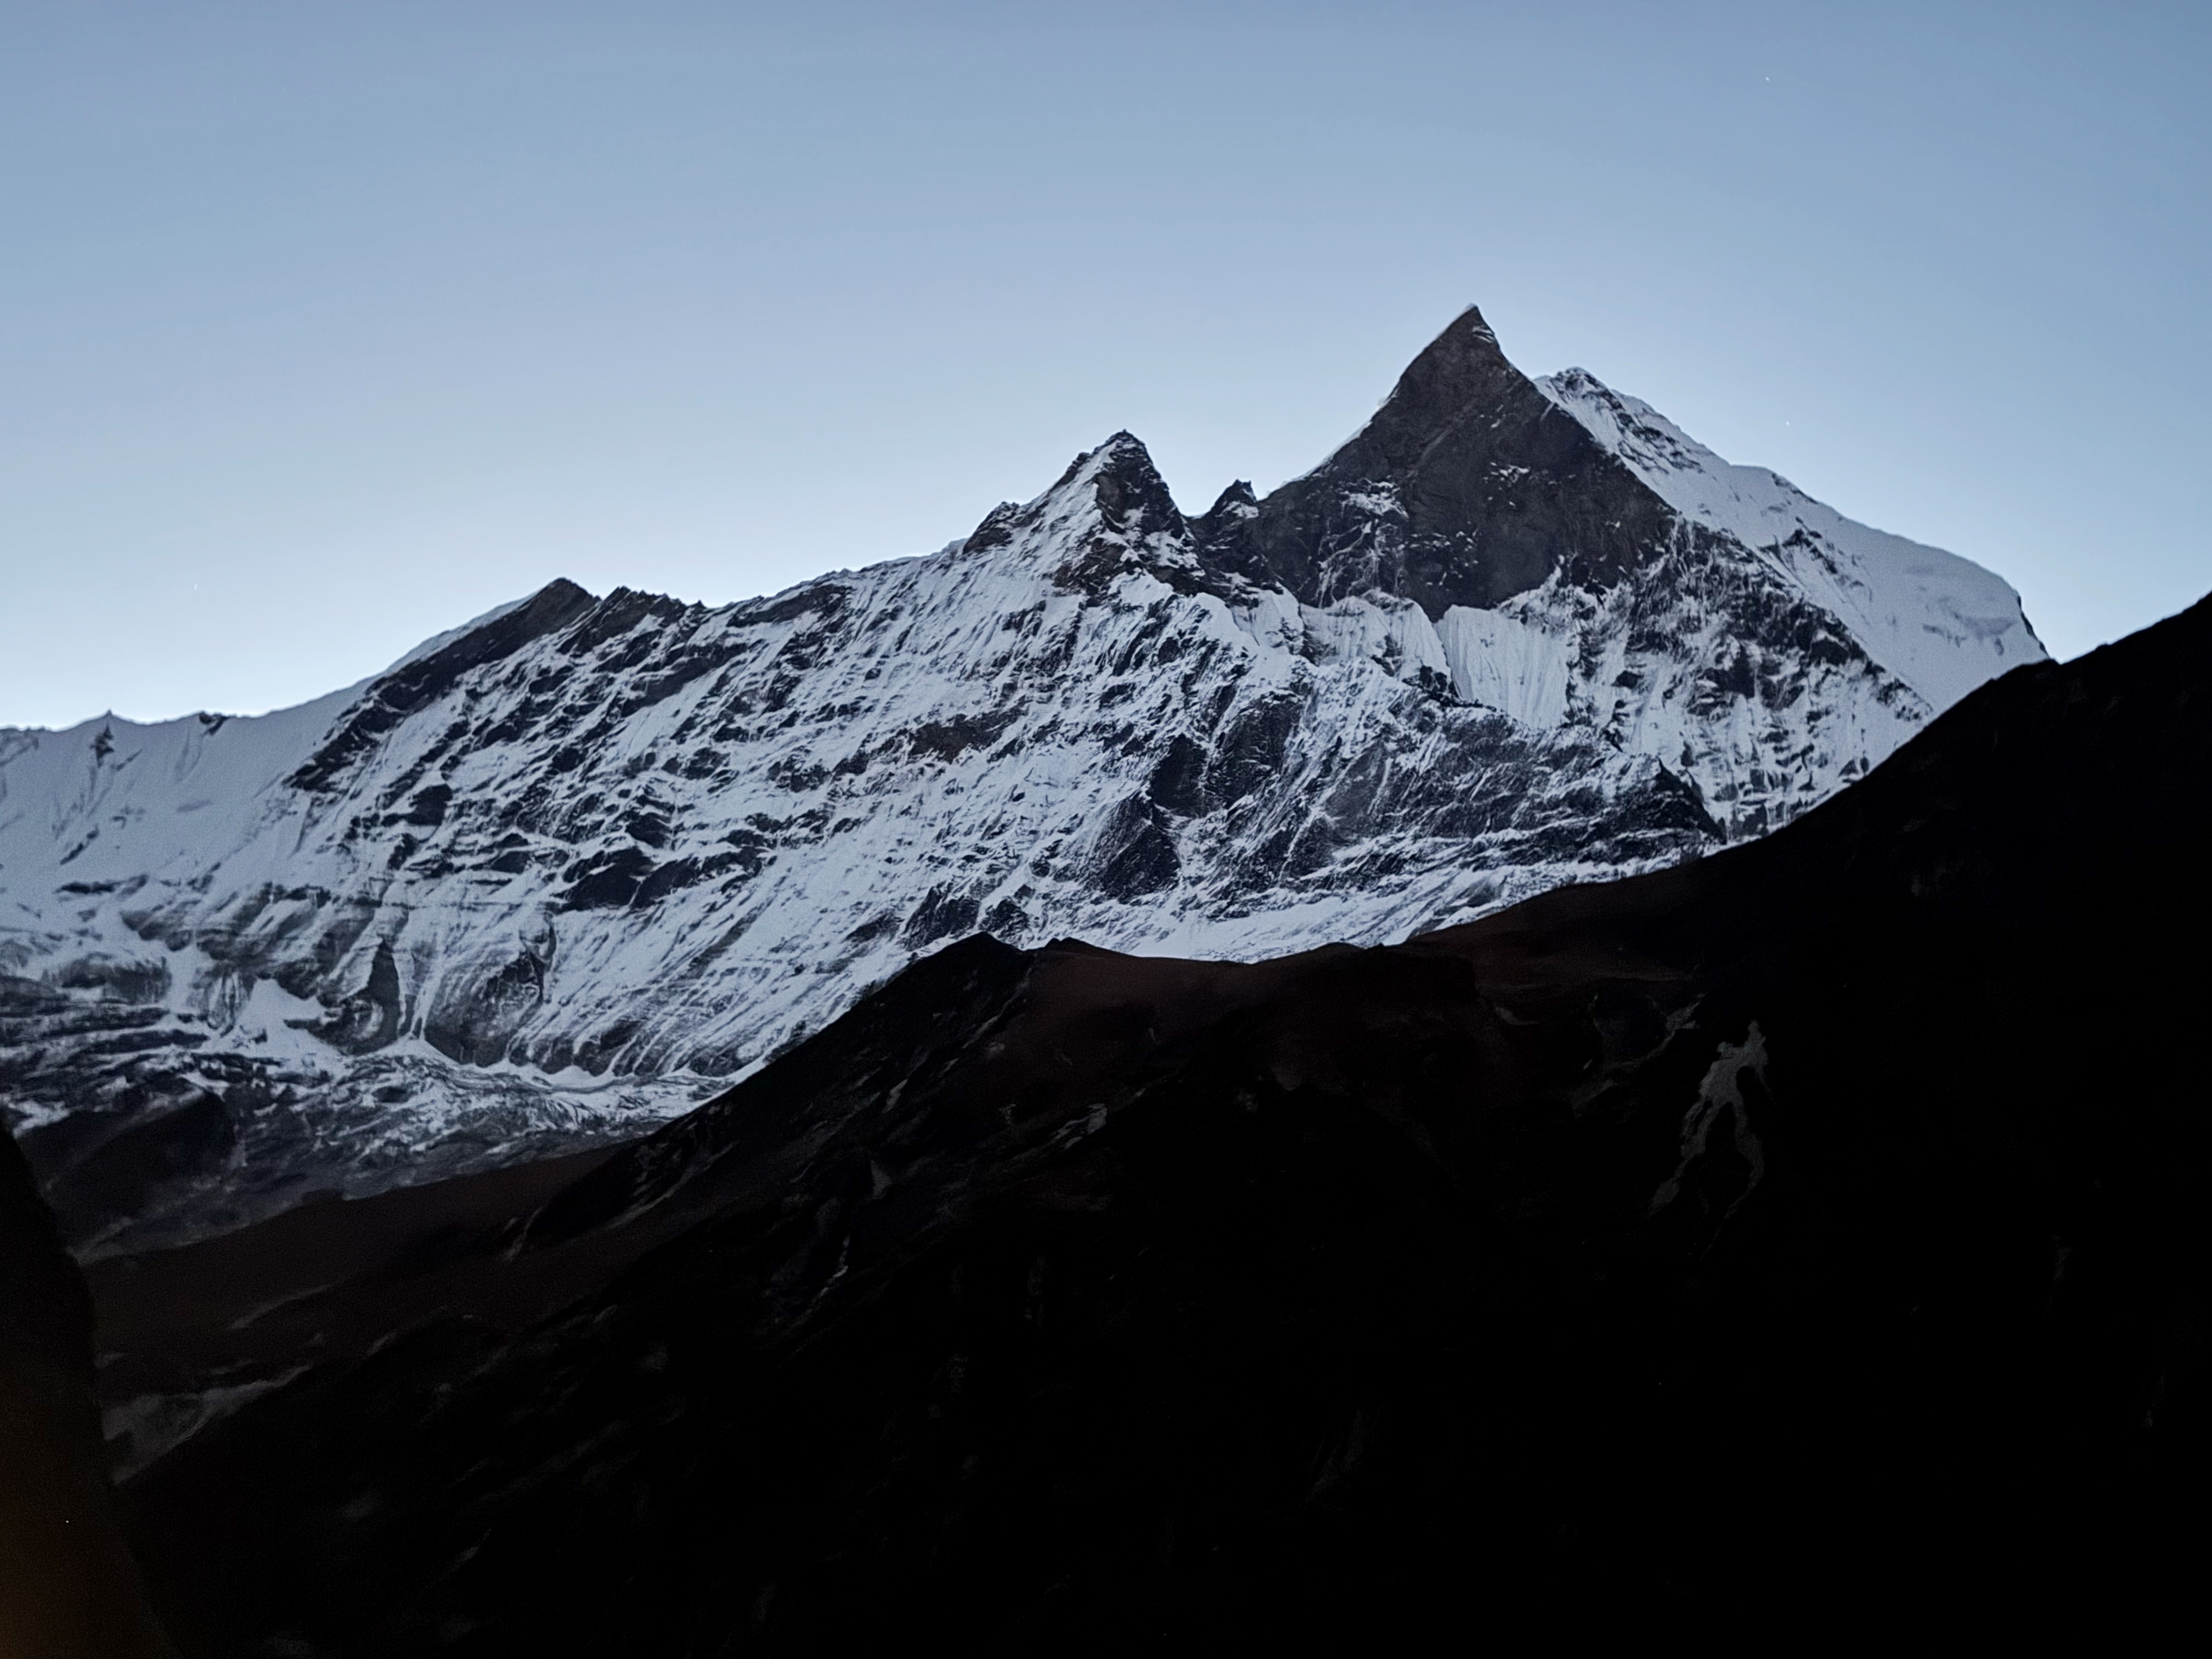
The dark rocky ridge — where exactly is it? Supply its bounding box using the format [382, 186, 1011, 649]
[105, 592, 2208, 1649]
[288, 579, 600, 795]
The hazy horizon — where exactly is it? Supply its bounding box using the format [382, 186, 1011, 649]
[6, 1, 2208, 729]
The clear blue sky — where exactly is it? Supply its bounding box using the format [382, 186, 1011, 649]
[4, 1, 2207, 728]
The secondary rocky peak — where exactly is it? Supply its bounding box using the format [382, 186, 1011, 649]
[1188, 481, 1260, 547]
[960, 431, 1186, 568]
[529, 575, 594, 609]
[1084, 432, 1186, 539]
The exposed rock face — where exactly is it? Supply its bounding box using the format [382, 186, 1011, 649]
[1196, 306, 1676, 608]
[109, 592, 2211, 1649]
[0, 307, 2040, 1248]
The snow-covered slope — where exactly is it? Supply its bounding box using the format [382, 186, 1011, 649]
[1536, 368, 2039, 712]
[0, 306, 2042, 1249]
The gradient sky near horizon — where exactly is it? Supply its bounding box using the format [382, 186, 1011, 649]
[4, 1, 2207, 730]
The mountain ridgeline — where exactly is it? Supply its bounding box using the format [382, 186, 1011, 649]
[0, 307, 2041, 1248]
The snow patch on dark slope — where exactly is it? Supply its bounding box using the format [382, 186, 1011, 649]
[0, 306, 2041, 1248]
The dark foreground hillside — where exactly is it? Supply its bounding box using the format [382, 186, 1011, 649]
[0, 1130, 175, 1656]
[104, 595, 2212, 1651]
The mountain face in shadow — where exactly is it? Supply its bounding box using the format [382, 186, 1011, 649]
[106, 592, 2209, 1650]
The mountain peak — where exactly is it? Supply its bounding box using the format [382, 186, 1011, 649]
[1080, 432, 1184, 539]
[534, 576, 595, 608]
[1196, 480, 1259, 527]
[1335, 303, 1538, 478]
[963, 431, 1184, 561]
[1193, 306, 1672, 610]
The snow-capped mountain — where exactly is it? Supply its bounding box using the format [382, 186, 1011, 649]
[0, 307, 2041, 1248]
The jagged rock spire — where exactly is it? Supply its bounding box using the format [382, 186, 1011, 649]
[961, 431, 1186, 563]
[1083, 432, 1186, 541]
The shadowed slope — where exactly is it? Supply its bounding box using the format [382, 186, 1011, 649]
[0, 1130, 176, 1657]
[113, 595, 2212, 1650]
